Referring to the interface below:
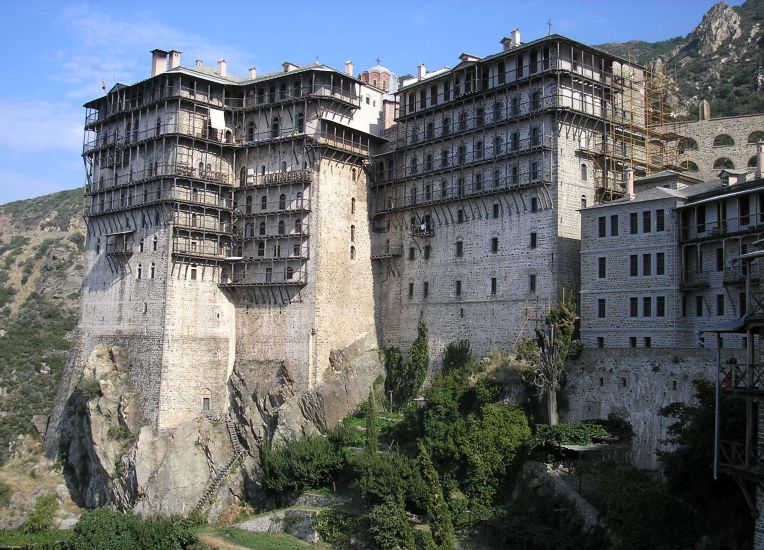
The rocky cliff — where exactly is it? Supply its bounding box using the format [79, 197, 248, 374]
[597, 0, 764, 118]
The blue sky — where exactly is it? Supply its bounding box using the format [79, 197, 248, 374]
[0, 0, 740, 204]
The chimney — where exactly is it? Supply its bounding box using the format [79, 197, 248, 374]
[168, 50, 181, 69]
[282, 61, 299, 73]
[511, 28, 521, 47]
[248, 67, 257, 80]
[756, 142, 763, 180]
[699, 99, 710, 121]
[217, 59, 227, 77]
[195, 59, 203, 68]
[417, 63, 426, 80]
[150, 49, 168, 77]
[344, 60, 353, 76]
[500, 37, 513, 51]
[625, 168, 635, 199]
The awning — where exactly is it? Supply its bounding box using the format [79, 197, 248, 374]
[209, 109, 226, 130]
[705, 316, 747, 334]
[105, 229, 136, 237]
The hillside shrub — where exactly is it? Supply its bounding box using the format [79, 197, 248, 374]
[314, 508, 364, 549]
[385, 320, 428, 406]
[0, 480, 11, 507]
[441, 340, 478, 376]
[530, 422, 610, 449]
[67, 508, 195, 550]
[22, 494, 58, 533]
[418, 442, 455, 549]
[368, 496, 415, 550]
[260, 435, 344, 493]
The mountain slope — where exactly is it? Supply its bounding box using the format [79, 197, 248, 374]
[0, 189, 84, 462]
[597, 0, 764, 118]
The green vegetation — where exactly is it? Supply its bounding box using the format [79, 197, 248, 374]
[21, 494, 58, 533]
[368, 496, 416, 550]
[0, 188, 82, 232]
[260, 434, 345, 494]
[0, 479, 11, 507]
[67, 508, 195, 550]
[385, 318, 428, 407]
[314, 509, 364, 549]
[417, 442, 454, 549]
[0, 528, 72, 548]
[205, 527, 322, 549]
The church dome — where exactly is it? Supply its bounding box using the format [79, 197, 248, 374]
[359, 62, 398, 93]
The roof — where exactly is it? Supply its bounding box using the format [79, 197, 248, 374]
[705, 316, 747, 333]
[582, 178, 720, 211]
[635, 169, 702, 185]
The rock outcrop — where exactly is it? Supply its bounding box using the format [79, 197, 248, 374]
[59, 345, 244, 520]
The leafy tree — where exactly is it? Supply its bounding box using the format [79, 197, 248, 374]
[385, 320, 429, 406]
[260, 434, 344, 493]
[525, 291, 579, 424]
[418, 441, 455, 549]
[368, 496, 416, 550]
[441, 340, 477, 376]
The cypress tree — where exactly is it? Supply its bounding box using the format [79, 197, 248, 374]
[418, 441, 455, 549]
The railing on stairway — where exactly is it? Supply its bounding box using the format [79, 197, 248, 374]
[194, 413, 245, 511]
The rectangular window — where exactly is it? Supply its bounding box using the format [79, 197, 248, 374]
[456, 241, 463, 257]
[441, 149, 449, 168]
[610, 214, 619, 236]
[717, 294, 725, 316]
[657, 296, 665, 317]
[643, 211, 651, 233]
[493, 203, 500, 218]
[531, 197, 538, 212]
[456, 280, 462, 296]
[409, 247, 415, 260]
[643, 253, 652, 276]
[491, 237, 499, 253]
[597, 337, 604, 349]
[530, 232, 537, 248]
[740, 292, 747, 315]
[643, 296, 652, 317]
[475, 141, 484, 160]
[630, 212, 638, 234]
[656, 252, 665, 275]
[457, 209, 464, 223]
[656, 209, 665, 231]
[696, 295, 703, 316]
[491, 277, 497, 295]
[630, 297, 638, 317]
[716, 248, 723, 272]
[598, 257, 607, 278]
[408, 283, 414, 298]
[682, 296, 687, 317]
[644, 337, 652, 348]
[423, 282, 429, 298]
[424, 245, 431, 259]
[630, 336, 637, 348]
[529, 274, 536, 293]
[598, 298, 606, 318]
[630, 255, 638, 277]
[598, 216, 607, 238]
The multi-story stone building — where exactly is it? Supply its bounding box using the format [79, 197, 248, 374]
[677, 100, 764, 182]
[72, 50, 386, 430]
[369, 32, 661, 359]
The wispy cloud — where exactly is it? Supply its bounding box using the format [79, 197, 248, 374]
[0, 100, 82, 154]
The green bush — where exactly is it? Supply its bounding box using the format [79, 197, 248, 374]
[0, 479, 11, 507]
[530, 422, 610, 448]
[76, 378, 102, 401]
[107, 425, 135, 442]
[314, 508, 363, 549]
[385, 320, 428, 407]
[67, 508, 195, 550]
[22, 494, 58, 533]
[260, 434, 344, 494]
[441, 340, 478, 376]
[368, 496, 415, 550]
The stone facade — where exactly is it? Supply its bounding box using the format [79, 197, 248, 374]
[676, 103, 764, 182]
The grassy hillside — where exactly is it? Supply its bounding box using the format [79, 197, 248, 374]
[0, 188, 84, 462]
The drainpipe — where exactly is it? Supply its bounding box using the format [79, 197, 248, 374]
[714, 332, 721, 480]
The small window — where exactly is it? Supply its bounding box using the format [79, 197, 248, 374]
[630, 212, 638, 234]
[630, 297, 638, 317]
[202, 397, 210, 411]
[656, 252, 665, 275]
[643, 254, 652, 276]
[261, 195, 268, 210]
[456, 240, 464, 257]
[152, 236, 157, 251]
[190, 264, 198, 281]
[716, 248, 723, 272]
[493, 204, 500, 218]
[455, 280, 462, 297]
[529, 274, 536, 293]
[424, 245, 431, 259]
[137, 263, 142, 280]
[423, 282, 429, 298]
[610, 215, 619, 236]
[530, 232, 537, 249]
[630, 255, 638, 277]
[531, 197, 538, 212]
[643, 296, 652, 317]
[598, 299, 606, 318]
[696, 295, 703, 317]
[490, 277, 497, 295]
[491, 237, 498, 253]
[643, 211, 651, 233]
[150, 262, 155, 279]
[717, 294, 725, 316]
[597, 338, 604, 349]
[598, 217, 606, 238]
[457, 209, 464, 223]
[598, 257, 606, 278]
[657, 296, 665, 317]
[408, 283, 414, 298]
[581, 164, 588, 181]
[656, 210, 665, 232]
[279, 194, 286, 210]
[350, 225, 355, 242]
[629, 337, 637, 349]
[644, 337, 652, 348]
[350, 246, 356, 260]
[409, 247, 415, 260]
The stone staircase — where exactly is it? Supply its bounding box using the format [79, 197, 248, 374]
[194, 413, 245, 511]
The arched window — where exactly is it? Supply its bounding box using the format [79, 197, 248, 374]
[713, 134, 734, 147]
[139, 238, 144, 252]
[749, 156, 758, 168]
[581, 164, 588, 181]
[96, 237, 101, 254]
[245, 223, 254, 238]
[281, 161, 287, 173]
[713, 157, 735, 169]
[259, 221, 266, 235]
[350, 225, 355, 242]
[152, 235, 157, 251]
[247, 121, 256, 142]
[257, 241, 265, 256]
[261, 195, 267, 210]
[350, 246, 356, 260]
[296, 112, 305, 133]
[271, 116, 280, 138]
[279, 194, 286, 210]
[278, 220, 285, 235]
[240, 166, 246, 186]
[352, 168, 357, 181]
[286, 266, 294, 280]
[150, 262, 155, 279]
[296, 192, 303, 207]
[295, 219, 302, 233]
[137, 263, 142, 279]
[198, 161, 204, 176]
[680, 160, 699, 173]
[246, 195, 253, 214]
[351, 197, 356, 214]
[206, 163, 211, 174]
[748, 131, 764, 144]
[678, 137, 698, 153]
[581, 195, 587, 209]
